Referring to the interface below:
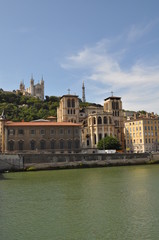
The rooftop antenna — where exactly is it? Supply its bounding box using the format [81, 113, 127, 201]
[82, 81, 86, 102]
[111, 91, 114, 97]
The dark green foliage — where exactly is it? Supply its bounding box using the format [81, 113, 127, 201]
[97, 136, 121, 150]
[0, 91, 60, 121]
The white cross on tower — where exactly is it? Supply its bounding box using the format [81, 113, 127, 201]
[67, 88, 70, 95]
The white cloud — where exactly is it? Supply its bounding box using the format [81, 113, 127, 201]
[127, 19, 159, 42]
[61, 33, 159, 114]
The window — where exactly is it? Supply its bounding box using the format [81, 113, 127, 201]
[109, 117, 112, 124]
[75, 139, 80, 149]
[59, 139, 64, 149]
[18, 140, 24, 151]
[67, 129, 71, 134]
[50, 129, 55, 135]
[59, 128, 64, 134]
[40, 140, 46, 150]
[93, 117, 96, 124]
[18, 129, 24, 135]
[40, 129, 45, 135]
[30, 140, 36, 150]
[98, 116, 102, 124]
[8, 129, 15, 135]
[67, 99, 71, 107]
[94, 134, 96, 144]
[145, 126, 147, 130]
[75, 128, 79, 135]
[8, 140, 14, 151]
[104, 116, 107, 124]
[30, 129, 36, 135]
[72, 99, 75, 107]
[140, 139, 142, 143]
[68, 140, 72, 150]
[50, 140, 55, 149]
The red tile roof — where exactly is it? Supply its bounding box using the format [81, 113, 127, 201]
[5, 121, 81, 127]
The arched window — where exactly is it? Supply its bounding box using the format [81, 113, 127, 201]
[68, 140, 72, 150]
[40, 140, 46, 150]
[18, 140, 24, 151]
[67, 99, 71, 107]
[98, 116, 102, 124]
[60, 139, 64, 149]
[104, 116, 107, 124]
[8, 140, 14, 151]
[50, 140, 55, 149]
[30, 140, 36, 150]
[72, 99, 75, 107]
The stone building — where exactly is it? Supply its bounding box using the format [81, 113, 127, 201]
[0, 118, 81, 153]
[19, 76, 44, 100]
[57, 92, 124, 150]
[57, 94, 79, 123]
[125, 115, 159, 153]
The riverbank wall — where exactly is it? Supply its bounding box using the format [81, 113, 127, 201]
[1, 152, 159, 172]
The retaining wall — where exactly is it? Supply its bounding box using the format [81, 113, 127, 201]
[0, 152, 159, 172]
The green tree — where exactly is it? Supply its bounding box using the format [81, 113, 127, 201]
[97, 136, 121, 150]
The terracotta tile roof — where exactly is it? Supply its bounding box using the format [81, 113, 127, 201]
[5, 121, 81, 127]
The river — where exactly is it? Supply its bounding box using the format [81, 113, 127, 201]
[1, 165, 159, 240]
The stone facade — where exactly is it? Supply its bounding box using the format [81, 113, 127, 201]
[57, 93, 124, 149]
[0, 121, 81, 153]
[57, 94, 79, 123]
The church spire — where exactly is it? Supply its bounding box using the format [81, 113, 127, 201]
[82, 81, 86, 102]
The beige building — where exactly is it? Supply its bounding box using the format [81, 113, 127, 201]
[125, 117, 159, 153]
[19, 76, 44, 100]
[57, 94, 79, 123]
[0, 117, 81, 153]
[57, 93, 124, 150]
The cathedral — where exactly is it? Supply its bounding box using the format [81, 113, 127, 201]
[19, 76, 44, 100]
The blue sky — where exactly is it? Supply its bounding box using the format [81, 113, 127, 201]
[0, 0, 159, 113]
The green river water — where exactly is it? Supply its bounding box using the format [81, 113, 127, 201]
[1, 165, 159, 240]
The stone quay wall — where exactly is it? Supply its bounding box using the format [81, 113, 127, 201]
[0, 154, 23, 172]
[0, 152, 159, 172]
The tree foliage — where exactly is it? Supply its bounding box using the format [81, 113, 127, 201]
[0, 91, 60, 121]
[97, 136, 121, 150]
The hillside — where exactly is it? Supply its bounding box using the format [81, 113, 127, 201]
[0, 90, 101, 121]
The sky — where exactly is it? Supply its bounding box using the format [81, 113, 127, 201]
[0, 0, 159, 113]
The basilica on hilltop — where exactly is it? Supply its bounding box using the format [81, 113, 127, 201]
[19, 76, 44, 100]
